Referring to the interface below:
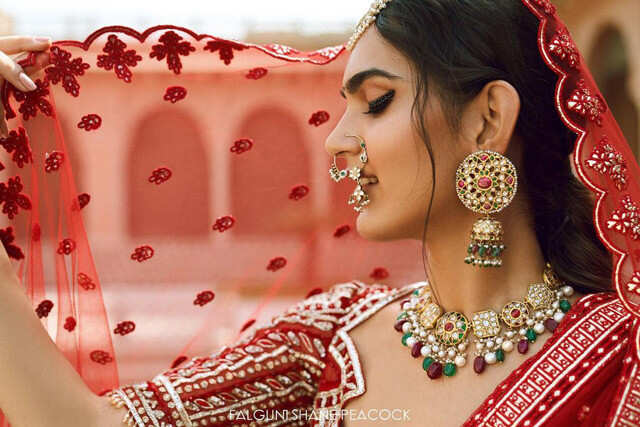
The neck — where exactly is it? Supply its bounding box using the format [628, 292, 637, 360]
[424, 202, 546, 315]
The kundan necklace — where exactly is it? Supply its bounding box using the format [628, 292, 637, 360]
[394, 262, 574, 379]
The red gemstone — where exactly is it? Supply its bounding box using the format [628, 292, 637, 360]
[472, 244, 479, 254]
[480, 154, 489, 161]
[394, 320, 407, 332]
[427, 362, 443, 379]
[458, 180, 465, 188]
[478, 177, 492, 189]
[506, 176, 514, 184]
[518, 339, 529, 354]
[444, 322, 454, 331]
[473, 356, 486, 374]
[484, 203, 492, 210]
[511, 309, 521, 318]
[544, 318, 558, 332]
[411, 341, 423, 358]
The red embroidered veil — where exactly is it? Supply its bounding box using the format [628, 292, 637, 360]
[0, 0, 638, 425]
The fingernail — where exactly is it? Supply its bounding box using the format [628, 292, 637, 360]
[19, 72, 37, 91]
[33, 36, 51, 43]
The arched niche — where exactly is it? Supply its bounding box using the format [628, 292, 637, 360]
[127, 108, 210, 238]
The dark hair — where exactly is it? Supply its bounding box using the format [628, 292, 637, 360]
[375, 0, 612, 294]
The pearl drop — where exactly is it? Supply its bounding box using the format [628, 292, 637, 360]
[406, 337, 416, 347]
[506, 331, 515, 338]
[485, 352, 497, 364]
[402, 322, 411, 333]
[486, 340, 495, 349]
[554, 312, 565, 323]
[535, 311, 544, 320]
[502, 341, 514, 352]
[546, 309, 555, 317]
[428, 335, 436, 343]
[421, 345, 432, 356]
[476, 342, 484, 351]
[534, 323, 545, 334]
[496, 337, 504, 345]
[457, 343, 466, 352]
[432, 344, 440, 352]
[438, 350, 446, 358]
[455, 355, 466, 367]
[552, 301, 559, 309]
[419, 330, 427, 337]
[526, 319, 534, 326]
[519, 328, 527, 336]
[562, 286, 574, 296]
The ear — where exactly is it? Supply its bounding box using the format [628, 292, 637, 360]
[460, 80, 521, 154]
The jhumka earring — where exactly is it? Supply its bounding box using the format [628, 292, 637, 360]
[455, 150, 518, 267]
[328, 134, 370, 212]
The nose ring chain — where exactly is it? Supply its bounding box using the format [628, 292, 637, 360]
[328, 134, 371, 212]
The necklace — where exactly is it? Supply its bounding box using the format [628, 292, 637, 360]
[394, 262, 574, 379]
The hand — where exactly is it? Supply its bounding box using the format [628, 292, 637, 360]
[0, 35, 52, 137]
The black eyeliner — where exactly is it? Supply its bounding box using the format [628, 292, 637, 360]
[365, 90, 395, 115]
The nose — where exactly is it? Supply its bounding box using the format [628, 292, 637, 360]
[324, 130, 363, 169]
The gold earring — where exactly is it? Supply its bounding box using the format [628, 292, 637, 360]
[455, 150, 518, 267]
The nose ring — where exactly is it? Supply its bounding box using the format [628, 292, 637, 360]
[328, 134, 369, 182]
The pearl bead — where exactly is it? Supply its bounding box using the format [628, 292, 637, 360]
[421, 345, 432, 356]
[535, 311, 544, 320]
[546, 309, 555, 317]
[428, 335, 436, 343]
[476, 342, 484, 351]
[486, 340, 495, 349]
[455, 355, 466, 367]
[402, 302, 411, 310]
[485, 352, 497, 364]
[552, 301, 559, 309]
[506, 331, 515, 338]
[456, 321, 464, 328]
[406, 337, 416, 347]
[562, 286, 574, 296]
[519, 328, 527, 336]
[447, 349, 456, 358]
[432, 345, 440, 352]
[409, 313, 417, 321]
[526, 319, 534, 326]
[496, 337, 504, 345]
[438, 350, 446, 358]
[554, 312, 565, 323]
[457, 343, 466, 352]
[534, 323, 545, 334]
[419, 330, 427, 337]
[402, 323, 411, 333]
[502, 341, 514, 352]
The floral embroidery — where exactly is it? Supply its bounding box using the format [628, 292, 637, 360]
[163, 86, 187, 103]
[44, 151, 64, 173]
[289, 185, 309, 200]
[626, 271, 640, 296]
[131, 245, 154, 262]
[11, 79, 54, 121]
[308, 45, 344, 61]
[264, 43, 300, 57]
[77, 193, 91, 210]
[567, 79, 607, 126]
[548, 28, 580, 69]
[148, 167, 172, 185]
[607, 195, 640, 240]
[230, 138, 253, 154]
[246, 67, 268, 80]
[44, 46, 90, 97]
[212, 215, 235, 233]
[57, 238, 76, 255]
[36, 300, 54, 318]
[370, 267, 389, 280]
[96, 34, 142, 83]
[77, 113, 102, 131]
[193, 290, 215, 306]
[64, 316, 77, 332]
[0, 226, 24, 260]
[0, 176, 31, 220]
[114, 321, 136, 336]
[334, 224, 351, 238]
[309, 110, 330, 127]
[90, 350, 113, 365]
[149, 30, 196, 74]
[78, 272, 96, 291]
[267, 256, 287, 272]
[203, 39, 247, 65]
[0, 127, 33, 168]
[584, 136, 628, 191]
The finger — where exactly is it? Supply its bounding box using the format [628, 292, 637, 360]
[21, 51, 50, 77]
[0, 50, 36, 92]
[0, 117, 8, 138]
[0, 35, 51, 55]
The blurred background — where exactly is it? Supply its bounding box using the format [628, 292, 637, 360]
[0, 0, 637, 384]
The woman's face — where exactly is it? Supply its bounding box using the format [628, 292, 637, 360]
[325, 26, 463, 242]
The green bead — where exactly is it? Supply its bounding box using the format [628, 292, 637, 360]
[496, 349, 505, 362]
[526, 328, 537, 342]
[412, 289, 420, 296]
[465, 258, 472, 264]
[402, 333, 412, 346]
[444, 363, 457, 377]
[397, 312, 407, 320]
[492, 246, 501, 257]
[422, 357, 434, 371]
[467, 245, 473, 254]
[479, 246, 486, 256]
[559, 299, 571, 313]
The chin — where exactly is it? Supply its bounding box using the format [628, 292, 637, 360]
[355, 207, 395, 242]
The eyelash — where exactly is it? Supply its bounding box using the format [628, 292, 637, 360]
[365, 90, 395, 115]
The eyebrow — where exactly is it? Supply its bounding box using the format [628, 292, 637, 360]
[339, 67, 402, 98]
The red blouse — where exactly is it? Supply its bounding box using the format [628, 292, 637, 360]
[105, 280, 639, 426]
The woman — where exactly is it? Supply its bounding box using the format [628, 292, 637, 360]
[0, 0, 638, 426]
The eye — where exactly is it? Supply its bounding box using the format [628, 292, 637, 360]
[365, 90, 395, 115]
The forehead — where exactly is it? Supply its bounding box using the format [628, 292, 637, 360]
[343, 26, 410, 85]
